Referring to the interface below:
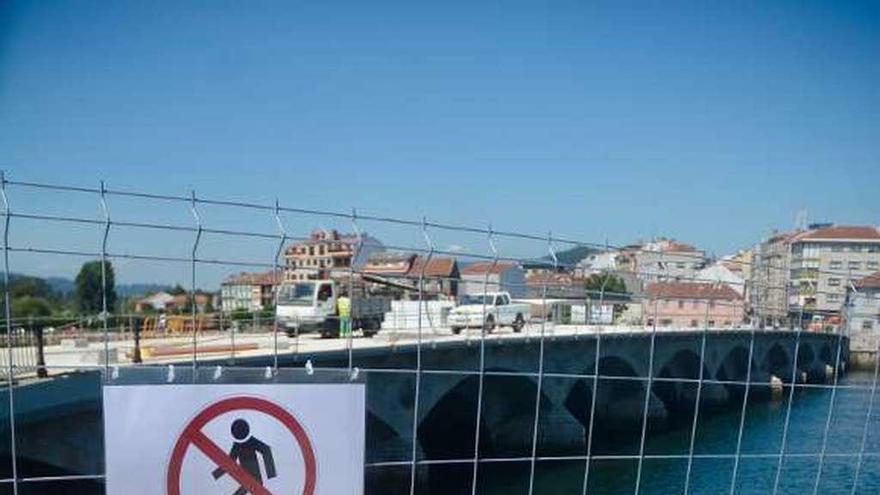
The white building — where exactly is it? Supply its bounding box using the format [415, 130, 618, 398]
[696, 262, 746, 296]
[459, 262, 527, 298]
[575, 251, 618, 277]
[849, 272, 880, 357]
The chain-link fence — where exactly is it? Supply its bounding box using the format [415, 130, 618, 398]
[1, 174, 878, 494]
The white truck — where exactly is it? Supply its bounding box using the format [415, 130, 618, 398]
[447, 292, 529, 334]
[275, 280, 390, 339]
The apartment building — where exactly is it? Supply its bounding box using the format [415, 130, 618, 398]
[848, 272, 880, 357]
[750, 231, 797, 327]
[752, 224, 880, 326]
[643, 281, 744, 329]
[220, 270, 281, 312]
[283, 229, 383, 282]
[631, 238, 708, 282]
[789, 225, 880, 316]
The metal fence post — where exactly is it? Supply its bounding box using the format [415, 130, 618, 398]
[2, 171, 20, 495]
[99, 180, 111, 377]
[407, 216, 433, 495]
[348, 208, 362, 372]
[527, 233, 556, 495]
[272, 199, 288, 372]
[470, 224, 498, 495]
[188, 190, 203, 379]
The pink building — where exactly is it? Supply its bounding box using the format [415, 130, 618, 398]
[643, 281, 744, 329]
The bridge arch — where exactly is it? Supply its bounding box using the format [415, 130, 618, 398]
[762, 343, 791, 383]
[715, 345, 755, 403]
[797, 344, 816, 382]
[653, 349, 707, 424]
[591, 356, 647, 452]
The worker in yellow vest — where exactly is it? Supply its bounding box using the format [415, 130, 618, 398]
[337, 294, 352, 337]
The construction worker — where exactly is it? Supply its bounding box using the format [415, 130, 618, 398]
[337, 292, 352, 337]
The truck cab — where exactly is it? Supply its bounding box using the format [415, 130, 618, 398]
[276, 281, 338, 335]
[276, 280, 388, 338]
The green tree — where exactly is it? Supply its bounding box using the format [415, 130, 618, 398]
[9, 276, 56, 301]
[11, 296, 52, 320]
[75, 260, 117, 313]
[584, 272, 629, 322]
[169, 284, 187, 296]
[230, 308, 251, 321]
[584, 273, 628, 296]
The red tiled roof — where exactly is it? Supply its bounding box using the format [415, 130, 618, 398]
[797, 225, 880, 241]
[408, 256, 457, 277]
[664, 241, 698, 252]
[855, 272, 880, 290]
[646, 281, 742, 300]
[460, 261, 517, 275]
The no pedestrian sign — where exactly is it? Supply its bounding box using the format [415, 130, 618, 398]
[104, 383, 365, 495]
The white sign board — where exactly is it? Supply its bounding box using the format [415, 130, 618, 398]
[104, 384, 365, 495]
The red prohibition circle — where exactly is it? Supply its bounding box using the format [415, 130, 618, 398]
[166, 396, 317, 495]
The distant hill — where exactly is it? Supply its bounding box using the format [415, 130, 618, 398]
[542, 245, 602, 267]
[17, 274, 171, 298]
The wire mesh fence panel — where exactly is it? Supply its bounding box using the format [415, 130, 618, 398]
[0, 175, 878, 494]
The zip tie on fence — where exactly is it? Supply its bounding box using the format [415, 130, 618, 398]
[166, 364, 175, 383]
[350, 367, 360, 381]
[213, 365, 223, 381]
[305, 359, 314, 376]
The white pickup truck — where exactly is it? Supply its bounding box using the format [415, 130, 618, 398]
[448, 292, 529, 334]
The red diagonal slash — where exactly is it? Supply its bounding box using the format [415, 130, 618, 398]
[188, 429, 274, 495]
[167, 396, 316, 495]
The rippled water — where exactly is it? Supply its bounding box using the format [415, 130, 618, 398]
[484, 371, 880, 494]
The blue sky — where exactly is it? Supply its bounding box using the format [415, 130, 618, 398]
[1, 1, 878, 286]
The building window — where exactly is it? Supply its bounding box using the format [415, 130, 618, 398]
[832, 245, 843, 253]
[863, 321, 875, 330]
[849, 261, 861, 270]
[660, 319, 673, 327]
[678, 300, 684, 309]
[827, 294, 840, 303]
[828, 278, 841, 287]
[830, 261, 842, 270]
[690, 320, 698, 327]
[647, 319, 654, 327]
[707, 320, 715, 327]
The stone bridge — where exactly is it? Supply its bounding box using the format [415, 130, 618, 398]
[0, 329, 846, 493]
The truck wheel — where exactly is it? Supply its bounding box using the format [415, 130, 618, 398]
[484, 315, 495, 333]
[451, 327, 462, 335]
[512, 314, 525, 333]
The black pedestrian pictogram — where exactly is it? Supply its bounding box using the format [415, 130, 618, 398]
[212, 419, 277, 495]
[167, 396, 317, 495]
